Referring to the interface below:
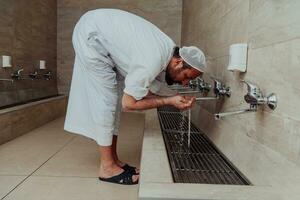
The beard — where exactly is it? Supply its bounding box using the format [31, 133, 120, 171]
[165, 69, 181, 85]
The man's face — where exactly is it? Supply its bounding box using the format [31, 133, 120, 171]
[166, 57, 202, 85]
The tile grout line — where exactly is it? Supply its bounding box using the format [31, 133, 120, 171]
[250, 36, 300, 50]
[31, 175, 97, 179]
[1, 136, 77, 200]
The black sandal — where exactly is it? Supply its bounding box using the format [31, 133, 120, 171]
[121, 164, 139, 175]
[98, 170, 139, 185]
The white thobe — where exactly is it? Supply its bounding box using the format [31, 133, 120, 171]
[64, 9, 176, 146]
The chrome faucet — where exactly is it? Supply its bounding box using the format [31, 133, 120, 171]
[214, 108, 257, 120]
[29, 70, 38, 80]
[214, 80, 277, 120]
[43, 71, 52, 80]
[197, 78, 211, 92]
[213, 79, 231, 97]
[11, 68, 24, 80]
[188, 77, 211, 91]
[195, 78, 231, 101]
[178, 77, 211, 94]
[188, 78, 199, 89]
[242, 80, 277, 110]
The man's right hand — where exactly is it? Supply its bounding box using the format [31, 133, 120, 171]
[166, 95, 196, 110]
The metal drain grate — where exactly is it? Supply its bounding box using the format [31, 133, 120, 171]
[157, 105, 180, 112]
[158, 112, 199, 133]
[157, 107, 251, 185]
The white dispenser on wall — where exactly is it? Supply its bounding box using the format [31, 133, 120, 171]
[227, 43, 248, 72]
[1, 55, 12, 68]
[39, 60, 46, 69]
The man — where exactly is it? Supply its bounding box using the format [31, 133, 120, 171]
[64, 9, 206, 185]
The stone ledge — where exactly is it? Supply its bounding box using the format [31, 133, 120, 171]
[0, 95, 68, 145]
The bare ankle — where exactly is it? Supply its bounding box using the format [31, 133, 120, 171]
[101, 161, 118, 169]
[115, 160, 124, 167]
[99, 163, 123, 178]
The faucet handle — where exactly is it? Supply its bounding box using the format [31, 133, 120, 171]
[241, 80, 260, 95]
[29, 70, 38, 79]
[201, 82, 212, 92]
[11, 68, 24, 80]
[188, 79, 198, 89]
[43, 70, 52, 80]
[266, 93, 277, 110]
[225, 86, 231, 97]
[213, 78, 222, 94]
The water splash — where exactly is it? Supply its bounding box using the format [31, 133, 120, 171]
[179, 110, 185, 148]
[179, 109, 192, 152]
[188, 108, 191, 149]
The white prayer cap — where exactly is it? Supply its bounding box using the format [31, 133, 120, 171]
[179, 46, 206, 72]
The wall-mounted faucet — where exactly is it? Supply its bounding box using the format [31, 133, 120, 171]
[189, 78, 211, 92]
[179, 77, 211, 94]
[198, 78, 211, 92]
[195, 78, 231, 101]
[11, 68, 24, 80]
[43, 71, 52, 80]
[242, 80, 277, 110]
[29, 70, 38, 80]
[213, 79, 231, 97]
[170, 77, 231, 101]
[11, 68, 39, 80]
[187, 78, 198, 89]
[214, 108, 257, 120]
[214, 80, 277, 120]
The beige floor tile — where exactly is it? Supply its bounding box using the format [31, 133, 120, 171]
[34, 112, 144, 177]
[1, 112, 144, 200]
[3, 176, 138, 200]
[0, 176, 25, 199]
[0, 118, 74, 175]
[33, 136, 100, 177]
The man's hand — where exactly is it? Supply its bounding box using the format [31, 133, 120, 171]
[122, 93, 196, 111]
[166, 95, 196, 110]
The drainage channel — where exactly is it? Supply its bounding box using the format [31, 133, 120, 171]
[157, 106, 251, 185]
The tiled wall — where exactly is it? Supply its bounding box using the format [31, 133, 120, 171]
[0, 0, 58, 108]
[182, 0, 300, 185]
[57, 0, 183, 94]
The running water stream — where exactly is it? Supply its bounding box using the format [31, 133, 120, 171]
[179, 110, 185, 148]
[188, 108, 191, 148]
[179, 108, 192, 150]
